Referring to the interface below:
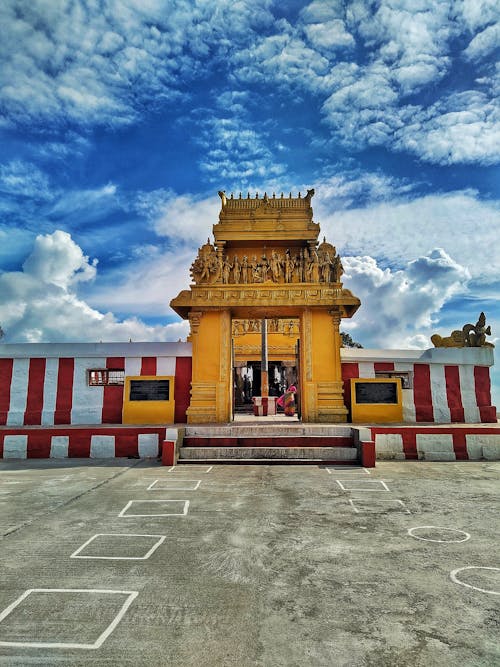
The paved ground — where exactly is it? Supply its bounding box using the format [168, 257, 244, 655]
[0, 459, 498, 667]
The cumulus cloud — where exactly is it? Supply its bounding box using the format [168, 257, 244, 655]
[341, 249, 470, 348]
[0, 230, 188, 343]
[315, 190, 500, 282]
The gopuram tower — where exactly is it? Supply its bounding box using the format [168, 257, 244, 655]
[170, 189, 360, 423]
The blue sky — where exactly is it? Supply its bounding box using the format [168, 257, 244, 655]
[0, 0, 499, 405]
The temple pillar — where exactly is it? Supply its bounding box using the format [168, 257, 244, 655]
[186, 309, 232, 423]
[300, 307, 348, 423]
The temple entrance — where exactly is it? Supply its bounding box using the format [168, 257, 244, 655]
[232, 317, 299, 419]
[170, 190, 360, 424]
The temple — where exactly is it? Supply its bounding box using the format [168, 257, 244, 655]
[0, 189, 498, 463]
[170, 190, 360, 423]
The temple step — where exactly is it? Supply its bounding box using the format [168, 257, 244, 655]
[179, 446, 358, 462]
[183, 436, 354, 447]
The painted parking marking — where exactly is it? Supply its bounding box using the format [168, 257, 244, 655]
[118, 500, 189, 517]
[349, 498, 410, 514]
[70, 534, 166, 560]
[167, 465, 213, 473]
[408, 526, 471, 543]
[337, 479, 390, 491]
[450, 567, 500, 595]
[147, 479, 201, 491]
[0, 589, 138, 649]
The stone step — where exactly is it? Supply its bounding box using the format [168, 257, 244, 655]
[179, 446, 358, 461]
[184, 425, 353, 438]
[183, 436, 354, 447]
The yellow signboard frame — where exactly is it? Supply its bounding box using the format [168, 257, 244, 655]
[122, 375, 175, 425]
[350, 378, 403, 423]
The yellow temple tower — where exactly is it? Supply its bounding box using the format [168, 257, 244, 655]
[170, 189, 360, 423]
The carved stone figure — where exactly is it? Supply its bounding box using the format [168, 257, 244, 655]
[270, 251, 282, 282]
[284, 250, 294, 283]
[332, 255, 344, 282]
[464, 312, 494, 347]
[222, 257, 233, 284]
[309, 249, 320, 282]
[431, 312, 494, 348]
[241, 255, 249, 284]
[233, 255, 241, 283]
[261, 254, 270, 281]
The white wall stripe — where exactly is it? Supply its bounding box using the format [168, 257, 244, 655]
[71, 358, 105, 425]
[156, 357, 176, 375]
[394, 362, 417, 422]
[6, 358, 30, 426]
[125, 358, 142, 377]
[358, 362, 375, 378]
[41, 358, 59, 425]
[3, 435, 28, 458]
[458, 365, 481, 423]
[429, 365, 451, 423]
[138, 434, 159, 457]
[50, 435, 69, 458]
[90, 435, 115, 458]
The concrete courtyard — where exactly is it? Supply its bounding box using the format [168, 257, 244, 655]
[0, 458, 498, 666]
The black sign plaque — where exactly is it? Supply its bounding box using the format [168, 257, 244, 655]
[130, 379, 170, 401]
[355, 381, 398, 404]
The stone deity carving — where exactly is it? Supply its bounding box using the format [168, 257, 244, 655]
[431, 312, 494, 348]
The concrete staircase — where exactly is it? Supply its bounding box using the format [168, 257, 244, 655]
[179, 424, 360, 464]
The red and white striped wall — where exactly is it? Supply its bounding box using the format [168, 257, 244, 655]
[341, 347, 496, 424]
[0, 426, 174, 459]
[0, 342, 192, 427]
[370, 426, 500, 461]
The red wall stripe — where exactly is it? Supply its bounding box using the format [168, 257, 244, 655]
[174, 356, 192, 423]
[474, 366, 496, 422]
[24, 358, 46, 425]
[102, 357, 125, 424]
[374, 362, 395, 372]
[413, 365, 434, 422]
[27, 431, 51, 458]
[54, 358, 74, 424]
[0, 358, 14, 425]
[141, 357, 157, 375]
[341, 362, 359, 417]
[445, 365, 465, 422]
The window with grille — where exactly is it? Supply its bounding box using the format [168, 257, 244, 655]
[88, 369, 125, 386]
[375, 371, 413, 389]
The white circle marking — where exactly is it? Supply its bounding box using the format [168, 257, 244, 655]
[450, 566, 500, 595]
[408, 526, 471, 543]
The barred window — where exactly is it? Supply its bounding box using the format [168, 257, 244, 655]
[88, 369, 125, 386]
[375, 371, 413, 389]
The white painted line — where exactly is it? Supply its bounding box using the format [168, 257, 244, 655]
[349, 498, 410, 514]
[147, 479, 201, 491]
[0, 589, 138, 649]
[167, 465, 213, 473]
[450, 566, 500, 595]
[326, 467, 370, 475]
[408, 526, 471, 543]
[337, 480, 390, 491]
[70, 534, 166, 560]
[118, 500, 189, 517]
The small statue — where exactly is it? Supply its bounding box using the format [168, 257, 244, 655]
[431, 312, 494, 348]
[463, 312, 494, 347]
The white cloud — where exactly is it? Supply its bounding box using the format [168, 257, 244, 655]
[0, 160, 53, 200]
[341, 249, 470, 348]
[0, 0, 275, 128]
[464, 23, 500, 61]
[135, 189, 220, 244]
[315, 190, 500, 282]
[0, 230, 187, 342]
